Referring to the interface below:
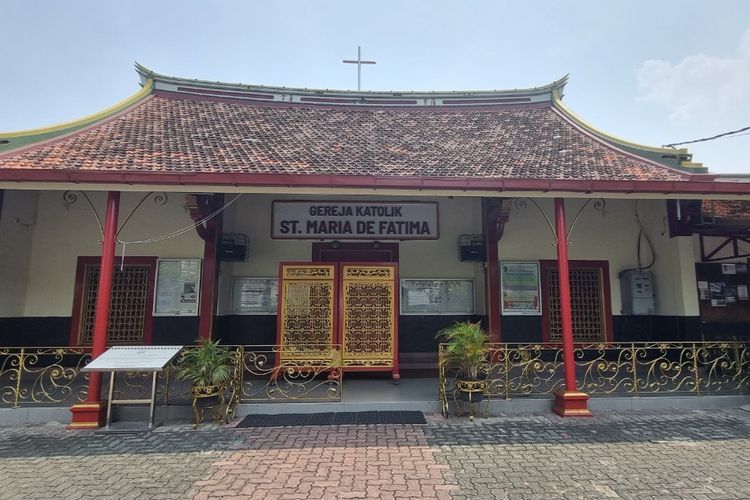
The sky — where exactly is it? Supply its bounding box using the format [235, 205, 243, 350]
[1, 0, 749, 173]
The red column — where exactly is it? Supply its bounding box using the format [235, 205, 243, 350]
[70, 191, 120, 429]
[482, 199, 501, 343]
[198, 194, 223, 340]
[552, 198, 591, 417]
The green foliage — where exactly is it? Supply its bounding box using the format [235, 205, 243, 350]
[176, 339, 233, 388]
[436, 321, 489, 380]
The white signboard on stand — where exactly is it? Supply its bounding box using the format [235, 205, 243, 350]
[82, 346, 184, 432]
[82, 346, 184, 372]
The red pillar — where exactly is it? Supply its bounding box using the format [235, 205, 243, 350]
[551, 198, 591, 417]
[482, 199, 501, 343]
[198, 194, 223, 340]
[70, 191, 120, 429]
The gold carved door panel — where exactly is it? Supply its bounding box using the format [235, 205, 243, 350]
[341, 264, 399, 381]
[277, 263, 398, 381]
[277, 264, 337, 364]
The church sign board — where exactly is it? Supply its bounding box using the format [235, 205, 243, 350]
[272, 201, 439, 240]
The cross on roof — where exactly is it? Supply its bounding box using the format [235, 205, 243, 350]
[342, 46, 376, 91]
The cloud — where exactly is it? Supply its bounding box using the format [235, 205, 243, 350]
[636, 29, 750, 122]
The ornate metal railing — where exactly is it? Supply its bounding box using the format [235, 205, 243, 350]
[439, 342, 750, 416]
[1, 344, 343, 407]
[0, 347, 92, 406]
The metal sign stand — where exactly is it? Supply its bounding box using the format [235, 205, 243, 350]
[82, 346, 183, 433]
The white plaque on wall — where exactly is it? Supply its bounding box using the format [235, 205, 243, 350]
[400, 279, 474, 315]
[272, 201, 439, 240]
[231, 278, 279, 315]
[153, 259, 202, 316]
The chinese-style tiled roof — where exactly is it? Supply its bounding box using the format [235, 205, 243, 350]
[0, 64, 699, 184]
[703, 200, 750, 219]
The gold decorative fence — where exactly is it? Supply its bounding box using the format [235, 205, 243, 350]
[1, 344, 342, 407]
[439, 342, 750, 416]
[0, 347, 92, 406]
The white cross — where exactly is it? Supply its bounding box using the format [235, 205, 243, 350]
[342, 46, 376, 91]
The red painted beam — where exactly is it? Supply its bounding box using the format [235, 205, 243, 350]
[2, 168, 750, 196]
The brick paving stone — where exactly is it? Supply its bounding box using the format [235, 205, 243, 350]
[426, 408, 750, 500]
[0, 409, 749, 499]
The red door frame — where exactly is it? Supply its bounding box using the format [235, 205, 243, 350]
[539, 259, 614, 343]
[69, 256, 158, 346]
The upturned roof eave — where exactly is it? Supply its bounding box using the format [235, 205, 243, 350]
[135, 61, 569, 100]
[550, 88, 705, 173]
[0, 79, 154, 155]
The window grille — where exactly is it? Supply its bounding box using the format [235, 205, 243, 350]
[545, 268, 606, 342]
[79, 264, 151, 345]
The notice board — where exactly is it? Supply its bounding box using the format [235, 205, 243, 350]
[153, 259, 202, 316]
[400, 279, 474, 315]
[231, 278, 279, 315]
[695, 262, 750, 323]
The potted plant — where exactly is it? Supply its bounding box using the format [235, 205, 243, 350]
[436, 321, 490, 406]
[176, 339, 233, 426]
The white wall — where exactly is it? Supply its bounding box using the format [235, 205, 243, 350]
[21, 190, 203, 317]
[0, 190, 38, 317]
[498, 198, 698, 316]
[5, 190, 700, 319]
[219, 194, 486, 315]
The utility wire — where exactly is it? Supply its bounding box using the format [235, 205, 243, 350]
[663, 125, 750, 148]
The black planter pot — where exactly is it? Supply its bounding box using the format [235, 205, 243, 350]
[195, 394, 222, 408]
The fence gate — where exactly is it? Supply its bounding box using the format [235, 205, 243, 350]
[340, 263, 399, 381]
[277, 263, 337, 365]
[277, 262, 399, 381]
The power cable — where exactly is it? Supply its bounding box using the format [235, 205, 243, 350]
[663, 125, 750, 148]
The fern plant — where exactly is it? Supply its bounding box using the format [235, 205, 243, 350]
[176, 338, 233, 388]
[436, 321, 489, 380]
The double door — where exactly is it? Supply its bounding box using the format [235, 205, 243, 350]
[276, 262, 399, 381]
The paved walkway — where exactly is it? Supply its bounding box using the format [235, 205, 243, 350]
[0, 409, 749, 499]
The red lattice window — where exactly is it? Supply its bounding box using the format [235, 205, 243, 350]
[70, 257, 157, 346]
[540, 260, 613, 343]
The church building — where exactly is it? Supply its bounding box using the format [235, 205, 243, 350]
[1, 64, 749, 425]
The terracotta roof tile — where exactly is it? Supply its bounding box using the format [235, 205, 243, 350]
[0, 94, 688, 182]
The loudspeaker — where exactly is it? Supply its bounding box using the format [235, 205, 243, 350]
[219, 233, 249, 262]
[459, 242, 486, 262]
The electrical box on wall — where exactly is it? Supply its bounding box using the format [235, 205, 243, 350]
[619, 270, 655, 315]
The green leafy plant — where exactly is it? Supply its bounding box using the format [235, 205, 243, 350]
[176, 339, 233, 388]
[436, 321, 489, 380]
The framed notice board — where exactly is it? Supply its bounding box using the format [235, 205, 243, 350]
[500, 261, 541, 316]
[231, 278, 279, 315]
[153, 259, 202, 316]
[695, 262, 750, 323]
[400, 279, 474, 315]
